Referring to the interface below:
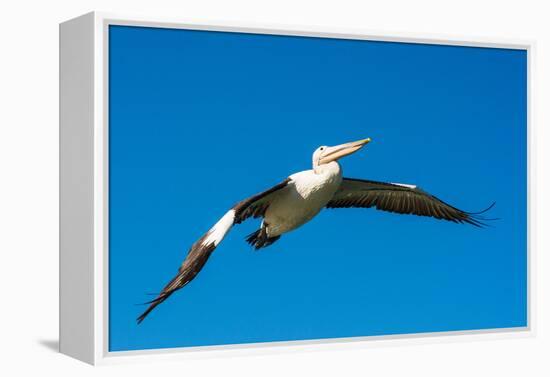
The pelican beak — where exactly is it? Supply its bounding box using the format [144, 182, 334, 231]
[319, 138, 371, 165]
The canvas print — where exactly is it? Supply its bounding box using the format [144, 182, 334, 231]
[108, 25, 527, 351]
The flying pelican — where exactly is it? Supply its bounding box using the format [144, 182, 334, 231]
[137, 138, 491, 323]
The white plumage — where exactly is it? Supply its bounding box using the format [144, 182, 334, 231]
[203, 209, 235, 246]
[265, 161, 342, 237]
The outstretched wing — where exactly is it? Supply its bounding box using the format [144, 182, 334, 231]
[326, 178, 493, 227]
[137, 178, 292, 323]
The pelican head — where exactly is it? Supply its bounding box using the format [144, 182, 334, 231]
[313, 138, 371, 169]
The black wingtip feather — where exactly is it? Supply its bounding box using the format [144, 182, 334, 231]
[465, 201, 496, 215]
[462, 203, 498, 228]
[137, 287, 177, 324]
[137, 295, 170, 324]
[137, 239, 217, 324]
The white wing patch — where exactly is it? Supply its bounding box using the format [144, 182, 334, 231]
[390, 182, 417, 189]
[203, 209, 236, 246]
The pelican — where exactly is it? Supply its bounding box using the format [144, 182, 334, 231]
[137, 138, 492, 323]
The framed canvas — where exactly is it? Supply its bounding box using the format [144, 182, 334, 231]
[60, 12, 534, 365]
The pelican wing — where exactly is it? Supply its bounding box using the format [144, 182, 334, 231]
[137, 178, 292, 323]
[326, 178, 491, 226]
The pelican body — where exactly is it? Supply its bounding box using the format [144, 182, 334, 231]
[245, 139, 370, 248]
[138, 138, 491, 323]
[265, 164, 341, 238]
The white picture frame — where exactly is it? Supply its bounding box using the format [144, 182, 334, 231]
[59, 11, 535, 365]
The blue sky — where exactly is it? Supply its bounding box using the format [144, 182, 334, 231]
[108, 25, 527, 352]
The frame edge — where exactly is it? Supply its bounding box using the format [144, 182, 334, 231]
[59, 12, 97, 365]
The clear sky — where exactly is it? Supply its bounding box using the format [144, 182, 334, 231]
[108, 25, 527, 352]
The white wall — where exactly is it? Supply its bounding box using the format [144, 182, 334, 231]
[0, 0, 547, 375]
